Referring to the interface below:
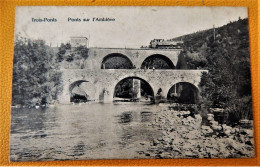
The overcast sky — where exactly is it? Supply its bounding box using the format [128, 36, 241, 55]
[15, 6, 248, 48]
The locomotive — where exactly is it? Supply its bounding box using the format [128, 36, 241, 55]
[149, 39, 184, 49]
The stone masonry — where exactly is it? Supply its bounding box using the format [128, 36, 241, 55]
[57, 47, 207, 104]
[58, 69, 207, 104]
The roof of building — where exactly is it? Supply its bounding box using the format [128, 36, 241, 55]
[70, 37, 88, 39]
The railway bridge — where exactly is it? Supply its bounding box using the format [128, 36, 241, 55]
[74, 48, 181, 70]
[57, 47, 207, 104]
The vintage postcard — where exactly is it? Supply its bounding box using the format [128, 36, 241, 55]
[10, 6, 254, 161]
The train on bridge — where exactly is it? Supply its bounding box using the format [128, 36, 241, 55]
[149, 39, 184, 49]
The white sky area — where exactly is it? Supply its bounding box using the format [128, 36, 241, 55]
[15, 6, 248, 48]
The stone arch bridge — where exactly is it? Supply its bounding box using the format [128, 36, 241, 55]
[82, 48, 181, 69]
[58, 69, 207, 104]
[57, 47, 207, 104]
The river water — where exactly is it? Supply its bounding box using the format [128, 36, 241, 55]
[10, 103, 163, 161]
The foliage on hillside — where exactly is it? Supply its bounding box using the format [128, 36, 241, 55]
[57, 43, 89, 69]
[141, 55, 175, 69]
[12, 36, 62, 106]
[173, 18, 252, 123]
[102, 56, 133, 69]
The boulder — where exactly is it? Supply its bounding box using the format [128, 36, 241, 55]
[240, 129, 254, 138]
[239, 119, 250, 124]
[212, 125, 222, 131]
[185, 151, 195, 157]
[207, 114, 214, 118]
[210, 120, 219, 126]
[201, 126, 213, 134]
[234, 128, 239, 132]
[195, 114, 202, 120]
[186, 116, 194, 122]
[224, 129, 232, 136]
[222, 124, 231, 129]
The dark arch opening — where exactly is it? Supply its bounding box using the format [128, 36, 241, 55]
[69, 80, 90, 103]
[140, 54, 175, 69]
[167, 82, 199, 104]
[113, 77, 154, 103]
[101, 53, 134, 69]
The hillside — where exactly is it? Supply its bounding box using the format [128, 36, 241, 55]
[171, 18, 249, 54]
[171, 18, 252, 123]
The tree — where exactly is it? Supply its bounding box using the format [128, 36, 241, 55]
[189, 18, 253, 124]
[12, 35, 62, 106]
[176, 51, 188, 69]
[74, 45, 88, 59]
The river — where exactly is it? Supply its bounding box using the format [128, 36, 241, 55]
[10, 103, 164, 161]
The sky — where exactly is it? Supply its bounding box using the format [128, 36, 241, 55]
[15, 6, 248, 48]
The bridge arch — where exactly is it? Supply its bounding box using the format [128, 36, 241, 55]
[112, 76, 155, 102]
[69, 80, 96, 103]
[140, 54, 175, 69]
[167, 82, 199, 104]
[101, 53, 134, 69]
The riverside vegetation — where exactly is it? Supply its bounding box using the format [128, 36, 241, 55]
[12, 35, 89, 107]
[171, 18, 252, 125]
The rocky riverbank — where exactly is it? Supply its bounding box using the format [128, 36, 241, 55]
[138, 107, 255, 158]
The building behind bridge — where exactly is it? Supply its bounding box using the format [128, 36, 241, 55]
[70, 37, 89, 47]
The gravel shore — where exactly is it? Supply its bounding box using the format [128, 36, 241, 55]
[139, 107, 255, 158]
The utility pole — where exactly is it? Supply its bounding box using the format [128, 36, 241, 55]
[213, 25, 216, 41]
[88, 34, 90, 48]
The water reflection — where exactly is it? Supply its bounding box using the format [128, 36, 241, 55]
[119, 125, 135, 149]
[10, 103, 161, 161]
[72, 141, 86, 156]
[141, 111, 153, 122]
[117, 111, 133, 124]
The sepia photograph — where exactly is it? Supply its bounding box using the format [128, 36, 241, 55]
[10, 6, 254, 161]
